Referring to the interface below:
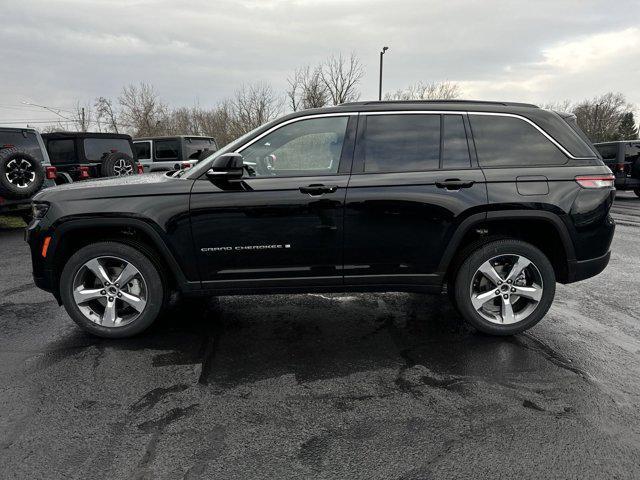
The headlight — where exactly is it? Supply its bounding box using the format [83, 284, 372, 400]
[32, 202, 50, 219]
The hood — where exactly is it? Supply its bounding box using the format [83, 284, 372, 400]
[33, 172, 190, 202]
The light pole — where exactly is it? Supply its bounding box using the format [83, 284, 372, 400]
[379, 46, 389, 101]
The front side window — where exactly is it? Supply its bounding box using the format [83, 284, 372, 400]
[240, 116, 349, 177]
[47, 139, 76, 165]
[134, 141, 151, 160]
[362, 114, 440, 173]
[155, 139, 180, 161]
[470, 115, 567, 167]
[84, 138, 133, 161]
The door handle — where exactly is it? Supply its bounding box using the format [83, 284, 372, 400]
[435, 179, 475, 190]
[299, 184, 338, 196]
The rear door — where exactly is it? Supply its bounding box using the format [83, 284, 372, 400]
[343, 112, 487, 286]
[134, 141, 152, 172]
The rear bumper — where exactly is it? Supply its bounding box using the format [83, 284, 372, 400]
[566, 251, 611, 283]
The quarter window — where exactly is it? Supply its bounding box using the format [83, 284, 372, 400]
[470, 115, 567, 167]
[240, 116, 349, 177]
[363, 114, 440, 172]
[155, 139, 180, 161]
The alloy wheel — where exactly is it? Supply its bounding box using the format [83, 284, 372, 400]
[72, 256, 147, 327]
[469, 254, 543, 325]
[5, 157, 36, 188]
[113, 159, 133, 176]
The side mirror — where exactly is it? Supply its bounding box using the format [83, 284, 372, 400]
[205, 153, 244, 180]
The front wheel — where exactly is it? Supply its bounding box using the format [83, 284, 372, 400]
[453, 239, 556, 336]
[60, 242, 165, 338]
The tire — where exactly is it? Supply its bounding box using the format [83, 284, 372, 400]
[0, 148, 44, 199]
[453, 239, 556, 336]
[100, 152, 136, 177]
[634, 189, 640, 198]
[59, 242, 165, 338]
[632, 159, 640, 180]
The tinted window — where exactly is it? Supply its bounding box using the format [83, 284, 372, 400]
[47, 139, 76, 165]
[363, 114, 440, 172]
[624, 143, 640, 163]
[155, 139, 180, 160]
[134, 141, 151, 160]
[0, 130, 44, 161]
[442, 115, 471, 168]
[595, 144, 619, 161]
[240, 116, 348, 177]
[470, 115, 567, 167]
[84, 138, 133, 161]
[185, 138, 217, 160]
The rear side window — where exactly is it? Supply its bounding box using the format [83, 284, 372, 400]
[595, 144, 619, 161]
[624, 143, 640, 163]
[155, 139, 180, 160]
[84, 138, 133, 161]
[363, 114, 440, 172]
[442, 115, 471, 169]
[470, 115, 567, 167]
[47, 139, 76, 165]
[185, 138, 216, 160]
[0, 131, 44, 162]
[134, 141, 151, 160]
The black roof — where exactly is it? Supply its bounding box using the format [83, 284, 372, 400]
[42, 131, 132, 141]
[0, 126, 39, 133]
[341, 99, 539, 108]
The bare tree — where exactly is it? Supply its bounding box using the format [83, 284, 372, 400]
[541, 99, 574, 114]
[320, 53, 364, 105]
[572, 92, 631, 142]
[287, 65, 329, 111]
[70, 101, 93, 132]
[118, 82, 169, 137]
[230, 83, 282, 135]
[384, 81, 461, 101]
[94, 97, 119, 133]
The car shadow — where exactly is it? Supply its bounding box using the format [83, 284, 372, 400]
[41, 292, 579, 389]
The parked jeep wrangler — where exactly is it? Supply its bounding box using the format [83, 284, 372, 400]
[0, 127, 57, 222]
[133, 135, 217, 172]
[593, 141, 640, 196]
[27, 100, 615, 338]
[42, 132, 142, 183]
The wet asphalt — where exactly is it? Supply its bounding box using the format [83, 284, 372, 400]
[1, 193, 639, 479]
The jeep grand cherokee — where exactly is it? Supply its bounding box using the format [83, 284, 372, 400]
[26, 100, 615, 338]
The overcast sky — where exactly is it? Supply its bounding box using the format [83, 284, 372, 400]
[1, 0, 639, 128]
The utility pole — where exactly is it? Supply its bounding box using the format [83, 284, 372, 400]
[81, 107, 86, 132]
[379, 46, 389, 101]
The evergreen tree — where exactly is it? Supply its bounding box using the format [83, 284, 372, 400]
[616, 112, 639, 140]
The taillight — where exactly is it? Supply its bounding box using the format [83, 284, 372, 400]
[615, 163, 626, 173]
[79, 166, 90, 179]
[575, 174, 615, 188]
[137, 163, 144, 174]
[3, 144, 15, 148]
[181, 162, 192, 169]
[45, 166, 57, 180]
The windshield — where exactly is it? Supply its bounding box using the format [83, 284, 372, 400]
[185, 124, 270, 178]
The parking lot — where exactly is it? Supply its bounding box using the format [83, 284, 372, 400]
[0, 193, 639, 479]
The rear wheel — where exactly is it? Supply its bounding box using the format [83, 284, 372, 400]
[453, 239, 556, 335]
[60, 242, 164, 338]
[634, 189, 640, 198]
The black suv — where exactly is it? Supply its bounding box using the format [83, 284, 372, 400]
[593, 141, 640, 196]
[42, 132, 141, 183]
[27, 101, 615, 338]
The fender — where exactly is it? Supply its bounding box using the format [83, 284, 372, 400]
[48, 215, 197, 292]
[436, 209, 576, 277]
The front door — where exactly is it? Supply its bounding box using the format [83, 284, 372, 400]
[343, 112, 488, 286]
[190, 114, 356, 289]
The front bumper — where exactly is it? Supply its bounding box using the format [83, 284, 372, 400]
[566, 251, 611, 283]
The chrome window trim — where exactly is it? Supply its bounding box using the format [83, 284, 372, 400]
[361, 110, 589, 160]
[235, 112, 357, 154]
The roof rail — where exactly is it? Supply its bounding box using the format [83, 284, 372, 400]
[339, 99, 539, 108]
